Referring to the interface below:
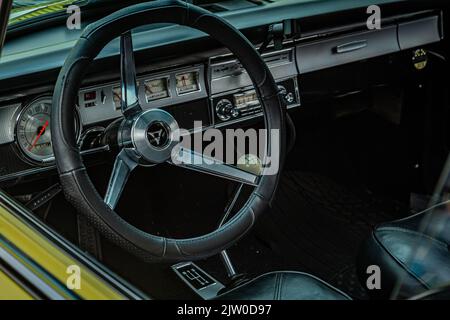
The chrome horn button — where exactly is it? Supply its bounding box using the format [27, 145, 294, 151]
[146, 121, 170, 149]
[131, 109, 179, 163]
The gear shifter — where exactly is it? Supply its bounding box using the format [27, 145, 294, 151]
[217, 184, 251, 292]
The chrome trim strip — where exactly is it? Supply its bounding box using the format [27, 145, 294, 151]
[209, 41, 295, 62]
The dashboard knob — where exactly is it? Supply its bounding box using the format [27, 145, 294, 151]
[277, 85, 295, 105]
[216, 99, 239, 121]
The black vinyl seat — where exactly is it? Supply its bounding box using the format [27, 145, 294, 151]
[358, 202, 450, 299]
[216, 271, 351, 300]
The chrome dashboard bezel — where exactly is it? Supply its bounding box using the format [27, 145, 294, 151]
[14, 95, 82, 166]
[77, 64, 206, 126]
[208, 47, 297, 95]
[174, 70, 202, 96]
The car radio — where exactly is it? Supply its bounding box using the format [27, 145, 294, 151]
[211, 77, 300, 125]
[209, 48, 300, 126]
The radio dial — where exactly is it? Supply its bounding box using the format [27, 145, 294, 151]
[216, 99, 239, 121]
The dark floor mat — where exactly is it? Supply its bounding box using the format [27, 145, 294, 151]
[219, 171, 407, 300]
[331, 264, 368, 299]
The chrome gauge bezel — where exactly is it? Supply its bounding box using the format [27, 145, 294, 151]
[14, 96, 82, 166]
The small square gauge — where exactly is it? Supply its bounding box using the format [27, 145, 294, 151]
[175, 71, 200, 95]
[144, 78, 170, 102]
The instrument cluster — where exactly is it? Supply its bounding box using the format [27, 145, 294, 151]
[78, 66, 206, 125]
[0, 47, 300, 181]
[3, 66, 206, 167]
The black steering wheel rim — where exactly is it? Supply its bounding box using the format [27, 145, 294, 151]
[52, 0, 286, 263]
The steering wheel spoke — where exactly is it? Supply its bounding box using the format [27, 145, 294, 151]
[104, 148, 139, 210]
[120, 31, 141, 119]
[169, 147, 259, 186]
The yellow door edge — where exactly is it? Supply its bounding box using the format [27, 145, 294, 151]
[0, 192, 147, 300]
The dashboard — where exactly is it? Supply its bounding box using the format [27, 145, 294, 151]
[78, 65, 208, 126]
[0, 0, 445, 184]
[0, 46, 301, 180]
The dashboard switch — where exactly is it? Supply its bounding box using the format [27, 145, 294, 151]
[278, 85, 294, 105]
[216, 99, 238, 121]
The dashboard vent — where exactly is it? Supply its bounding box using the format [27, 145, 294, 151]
[211, 49, 293, 80]
[264, 50, 293, 66]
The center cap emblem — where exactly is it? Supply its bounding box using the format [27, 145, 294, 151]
[146, 121, 170, 149]
[131, 109, 179, 164]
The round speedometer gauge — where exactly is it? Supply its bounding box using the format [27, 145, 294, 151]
[16, 97, 80, 164]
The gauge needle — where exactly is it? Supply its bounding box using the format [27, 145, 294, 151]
[28, 120, 49, 151]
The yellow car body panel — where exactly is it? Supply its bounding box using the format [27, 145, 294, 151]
[0, 204, 128, 300]
[0, 270, 33, 300]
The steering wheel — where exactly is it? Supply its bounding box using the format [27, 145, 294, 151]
[52, 0, 286, 262]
